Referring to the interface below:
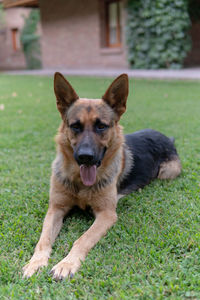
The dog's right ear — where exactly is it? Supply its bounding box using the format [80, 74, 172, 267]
[54, 72, 79, 118]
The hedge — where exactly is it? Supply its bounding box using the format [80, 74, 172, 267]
[126, 0, 191, 69]
[20, 9, 42, 70]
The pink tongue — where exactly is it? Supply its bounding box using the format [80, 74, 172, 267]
[80, 165, 97, 186]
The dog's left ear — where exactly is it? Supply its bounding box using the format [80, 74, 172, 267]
[102, 74, 129, 120]
[54, 72, 79, 118]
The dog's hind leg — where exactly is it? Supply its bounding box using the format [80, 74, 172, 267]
[158, 156, 181, 180]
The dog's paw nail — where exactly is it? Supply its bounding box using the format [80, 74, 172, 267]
[69, 272, 74, 279]
[53, 275, 63, 282]
[53, 276, 61, 282]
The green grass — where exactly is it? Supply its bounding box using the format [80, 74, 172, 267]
[0, 75, 200, 299]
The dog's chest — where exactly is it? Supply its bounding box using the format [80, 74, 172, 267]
[75, 194, 90, 210]
[73, 187, 103, 210]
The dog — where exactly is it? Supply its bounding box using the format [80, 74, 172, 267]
[23, 73, 181, 280]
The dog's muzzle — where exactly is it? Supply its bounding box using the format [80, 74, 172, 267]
[74, 146, 107, 186]
[76, 149, 96, 166]
[74, 146, 107, 167]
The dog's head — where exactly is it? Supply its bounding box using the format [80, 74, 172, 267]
[54, 73, 129, 186]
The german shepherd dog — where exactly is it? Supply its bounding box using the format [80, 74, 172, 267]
[23, 73, 181, 280]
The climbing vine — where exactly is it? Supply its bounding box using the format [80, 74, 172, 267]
[20, 9, 42, 69]
[0, 3, 5, 30]
[126, 0, 191, 69]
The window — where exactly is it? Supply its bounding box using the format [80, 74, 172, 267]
[105, 0, 122, 48]
[11, 28, 20, 51]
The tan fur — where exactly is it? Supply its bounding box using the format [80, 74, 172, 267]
[23, 73, 181, 280]
[158, 157, 182, 180]
[23, 73, 128, 280]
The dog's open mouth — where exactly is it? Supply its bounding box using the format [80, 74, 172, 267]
[80, 164, 97, 186]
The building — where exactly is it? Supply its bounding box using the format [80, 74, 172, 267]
[0, 0, 33, 69]
[2, 0, 200, 69]
[3, 0, 129, 69]
[38, 0, 128, 68]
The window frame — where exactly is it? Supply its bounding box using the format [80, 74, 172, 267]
[105, 0, 122, 48]
[11, 28, 19, 51]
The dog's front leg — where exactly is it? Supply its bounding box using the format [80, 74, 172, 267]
[50, 209, 117, 280]
[23, 204, 70, 278]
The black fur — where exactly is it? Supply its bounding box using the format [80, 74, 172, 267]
[118, 129, 179, 195]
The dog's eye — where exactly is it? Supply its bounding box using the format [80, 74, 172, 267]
[95, 122, 109, 132]
[70, 122, 83, 133]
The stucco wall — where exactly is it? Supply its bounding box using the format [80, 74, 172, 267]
[0, 7, 31, 70]
[39, 0, 128, 69]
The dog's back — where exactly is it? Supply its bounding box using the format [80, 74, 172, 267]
[23, 74, 182, 280]
[118, 129, 181, 195]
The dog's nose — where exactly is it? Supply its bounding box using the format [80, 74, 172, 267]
[75, 147, 95, 165]
[78, 153, 94, 165]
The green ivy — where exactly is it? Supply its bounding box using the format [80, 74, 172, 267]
[0, 3, 5, 30]
[126, 0, 191, 69]
[20, 9, 42, 70]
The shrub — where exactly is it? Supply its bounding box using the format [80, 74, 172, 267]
[20, 9, 42, 70]
[126, 0, 191, 69]
[0, 3, 5, 30]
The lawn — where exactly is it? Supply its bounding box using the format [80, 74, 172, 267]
[0, 75, 200, 299]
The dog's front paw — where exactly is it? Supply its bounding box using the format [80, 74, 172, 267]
[23, 253, 49, 278]
[50, 257, 81, 280]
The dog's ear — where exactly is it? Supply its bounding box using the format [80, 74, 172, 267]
[54, 72, 79, 118]
[102, 74, 129, 120]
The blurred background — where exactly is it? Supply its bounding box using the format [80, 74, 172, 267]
[0, 0, 200, 71]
